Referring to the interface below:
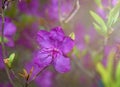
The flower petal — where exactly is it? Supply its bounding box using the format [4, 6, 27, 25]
[34, 50, 52, 68]
[54, 55, 71, 73]
[37, 30, 52, 48]
[60, 37, 74, 54]
[50, 27, 65, 41]
[0, 18, 16, 36]
[4, 22, 16, 36]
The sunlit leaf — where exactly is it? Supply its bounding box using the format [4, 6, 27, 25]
[93, 22, 106, 36]
[69, 32, 75, 40]
[116, 62, 120, 81]
[6, 53, 15, 68]
[90, 11, 107, 35]
[96, 62, 108, 85]
[107, 49, 115, 75]
[107, 2, 120, 27]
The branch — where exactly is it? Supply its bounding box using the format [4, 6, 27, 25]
[1, 0, 15, 86]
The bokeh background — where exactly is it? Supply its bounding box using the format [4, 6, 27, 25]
[0, 0, 120, 87]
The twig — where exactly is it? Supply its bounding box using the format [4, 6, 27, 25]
[73, 57, 95, 78]
[11, 69, 24, 86]
[28, 65, 48, 84]
[1, 1, 15, 86]
[63, 0, 80, 23]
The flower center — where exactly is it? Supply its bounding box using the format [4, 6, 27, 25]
[51, 48, 60, 58]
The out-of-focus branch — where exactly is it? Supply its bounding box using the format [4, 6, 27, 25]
[73, 58, 95, 78]
[63, 0, 80, 23]
[1, 0, 15, 86]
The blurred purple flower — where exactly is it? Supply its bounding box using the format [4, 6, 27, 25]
[112, 0, 118, 6]
[0, 17, 16, 47]
[35, 71, 53, 87]
[0, 17, 16, 69]
[97, 8, 106, 19]
[102, 0, 118, 7]
[75, 24, 86, 50]
[16, 23, 38, 50]
[18, 0, 40, 16]
[44, 0, 74, 21]
[35, 27, 74, 73]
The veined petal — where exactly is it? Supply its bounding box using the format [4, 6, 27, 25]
[54, 55, 71, 73]
[50, 27, 65, 41]
[60, 37, 74, 54]
[37, 30, 52, 48]
[34, 50, 52, 67]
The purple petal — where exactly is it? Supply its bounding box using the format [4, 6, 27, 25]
[18, 0, 40, 16]
[54, 55, 71, 73]
[97, 8, 106, 19]
[60, 37, 74, 54]
[34, 50, 52, 68]
[50, 27, 65, 41]
[37, 30, 52, 48]
[4, 20, 16, 36]
[112, 0, 118, 6]
[0, 18, 16, 36]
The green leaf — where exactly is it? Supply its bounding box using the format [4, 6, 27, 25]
[90, 11, 107, 35]
[96, 62, 108, 84]
[93, 22, 106, 35]
[107, 49, 115, 75]
[96, 62, 106, 77]
[69, 32, 75, 40]
[8, 53, 15, 68]
[116, 62, 120, 81]
[107, 2, 120, 27]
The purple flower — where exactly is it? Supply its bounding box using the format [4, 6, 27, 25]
[44, 0, 74, 21]
[34, 27, 74, 73]
[0, 17, 16, 47]
[102, 0, 118, 7]
[16, 23, 38, 50]
[18, 0, 40, 16]
[112, 0, 118, 6]
[96, 8, 106, 19]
